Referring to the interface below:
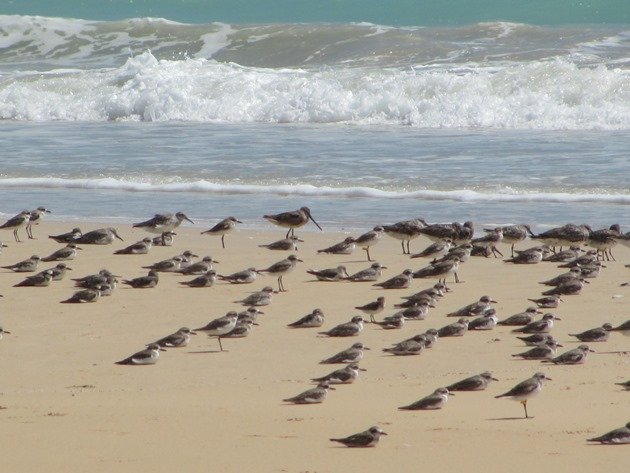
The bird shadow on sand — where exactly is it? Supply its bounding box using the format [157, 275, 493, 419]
[487, 416, 533, 421]
[187, 349, 227, 354]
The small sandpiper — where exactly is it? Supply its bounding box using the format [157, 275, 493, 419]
[49, 227, 82, 244]
[194, 311, 238, 351]
[413, 257, 461, 284]
[527, 295, 563, 309]
[437, 318, 469, 337]
[471, 227, 504, 258]
[114, 238, 153, 255]
[373, 314, 406, 330]
[122, 270, 159, 289]
[178, 270, 217, 288]
[504, 247, 546, 264]
[318, 316, 364, 337]
[512, 313, 559, 334]
[392, 300, 432, 320]
[446, 372, 498, 391]
[317, 236, 356, 255]
[235, 286, 275, 306]
[218, 267, 258, 284]
[1, 255, 41, 272]
[541, 278, 587, 296]
[258, 255, 302, 292]
[152, 231, 176, 246]
[495, 372, 551, 418]
[587, 422, 630, 444]
[178, 256, 219, 275]
[516, 333, 557, 347]
[133, 211, 193, 244]
[320, 342, 369, 364]
[330, 426, 387, 448]
[283, 381, 334, 404]
[468, 310, 498, 330]
[263, 206, 322, 238]
[201, 216, 242, 249]
[311, 363, 366, 384]
[41, 263, 72, 281]
[447, 295, 497, 317]
[287, 308, 325, 328]
[569, 323, 613, 342]
[512, 339, 562, 360]
[383, 218, 426, 254]
[484, 224, 533, 257]
[609, 320, 630, 336]
[26, 207, 51, 239]
[60, 287, 102, 303]
[410, 239, 452, 259]
[0, 210, 30, 242]
[399, 387, 451, 410]
[383, 334, 426, 356]
[13, 269, 54, 287]
[115, 344, 164, 365]
[354, 297, 385, 322]
[345, 262, 387, 282]
[142, 256, 184, 273]
[542, 344, 594, 365]
[539, 267, 582, 287]
[42, 243, 81, 262]
[497, 307, 542, 326]
[354, 226, 384, 261]
[373, 269, 414, 289]
[542, 245, 582, 262]
[259, 236, 303, 251]
[149, 327, 196, 348]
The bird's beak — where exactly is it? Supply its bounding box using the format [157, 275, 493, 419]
[190, 331, 198, 335]
[115, 233, 124, 241]
[159, 348, 167, 352]
[556, 343, 563, 347]
[236, 219, 243, 223]
[359, 368, 367, 371]
[492, 377, 499, 381]
[305, 210, 323, 231]
[185, 217, 194, 224]
[363, 347, 371, 350]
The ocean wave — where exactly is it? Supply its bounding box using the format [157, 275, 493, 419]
[1, 51, 628, 128]
[1, 177, 628, 205]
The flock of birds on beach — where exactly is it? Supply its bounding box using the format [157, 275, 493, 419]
[1, 206, 629, 447]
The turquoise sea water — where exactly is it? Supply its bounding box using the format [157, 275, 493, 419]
[0, 4, 628, 232]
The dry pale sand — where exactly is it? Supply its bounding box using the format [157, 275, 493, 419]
[0, 221, 628, 472]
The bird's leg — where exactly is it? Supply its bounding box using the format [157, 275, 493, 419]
[221, 235, 226, 249]
[522, 400, 529, 419]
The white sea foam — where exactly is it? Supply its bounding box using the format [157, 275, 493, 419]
[1, 177, 628, 205]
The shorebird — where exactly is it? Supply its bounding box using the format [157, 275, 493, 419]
[194, 312, 238, 351]
[512, 339, 562, 360]
[0, 210, 30, 242]
[72, 269, 119, 289]
[399, 387, 452, 410]
[383, 334, 426, 355]
[345, 262, 386, 282]
[115, 344, 164, 365]
[354, 226, 384, 261]
[179, 270, 217, 288]
[237, 307, 264, 323]
[259, 236, 303, 251]
[542, 344, 594, 365]
[218, 267, 258, 284]
[373, 269, 414, 289]
[178, 256, 218, 275]
[447, 295, 496, 317]
[472, 227, 504, 257]
[320, 342, 369, 364]
[235, 286, 275, 306]
[114, 238, 153, 255]
[122, 270, 159, 289]
[142, 256, 184, 273]
[0, 327, 11, 340]
[539, 267, 582, 286]
[516, 333, 558, 347]
[512, 313, 559, 334]
[355, 297, 385, 322]
[133, 212, 193, 244]
[410, 239, 452, 259]
[75, 228, 124, 245]
[446, 372, 498, 391]
[330, 426, 387, 448]
[541, 278, 588, 296]
[60, 287, 103, 303]
[497, 307, 542, 326]
[615, 381, 630, 391]
[306, 266, 348, 282]
[258, 255, 302, 292]
[495, 372, 551, 418]
[417, 222, 461, 243]
[532, 223, 591, 250]
[468, 310, 498, 330]
[437, 318, 469, 337]
[484, 224, 533, 257]
[26, 207, 51, 239]
[317, 236, 355, 255]
[222, 319, 256, 339]
[149, 327, 196, 348]
[49, 227, 82, 243]
[558, 250, 598, 268]
[392, 300, 432, 320]
[263, 206, 322, 238]
[283, 381, 334, 404]
[201, 216, 241, 248]
[311, 363, 366, 384]
[437, 243, 473, 264]
[373, 313, 405, 330]
[1, 255, 40, 272]
[569, 323, 613, 342]
[287, 308, 325, 328]
[527, 295, 563, 309]
[383, 218, 426, 254]
[41, 243, 81, 262]
[318, 316, 364, 337]
[13, 269, 54, 287]
[542, 246, 582, 262]
[504, 247, 546, 264]
[610, 320, 630, 336]
[40, 263, 71, 281]
[587, 422, 630, 444]
[587, 224, 621, 261]
[413, 257, 461, 284]
[152, 231, 176, 246]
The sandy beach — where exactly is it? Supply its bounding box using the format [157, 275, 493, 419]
[0, 220, 628, 472]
